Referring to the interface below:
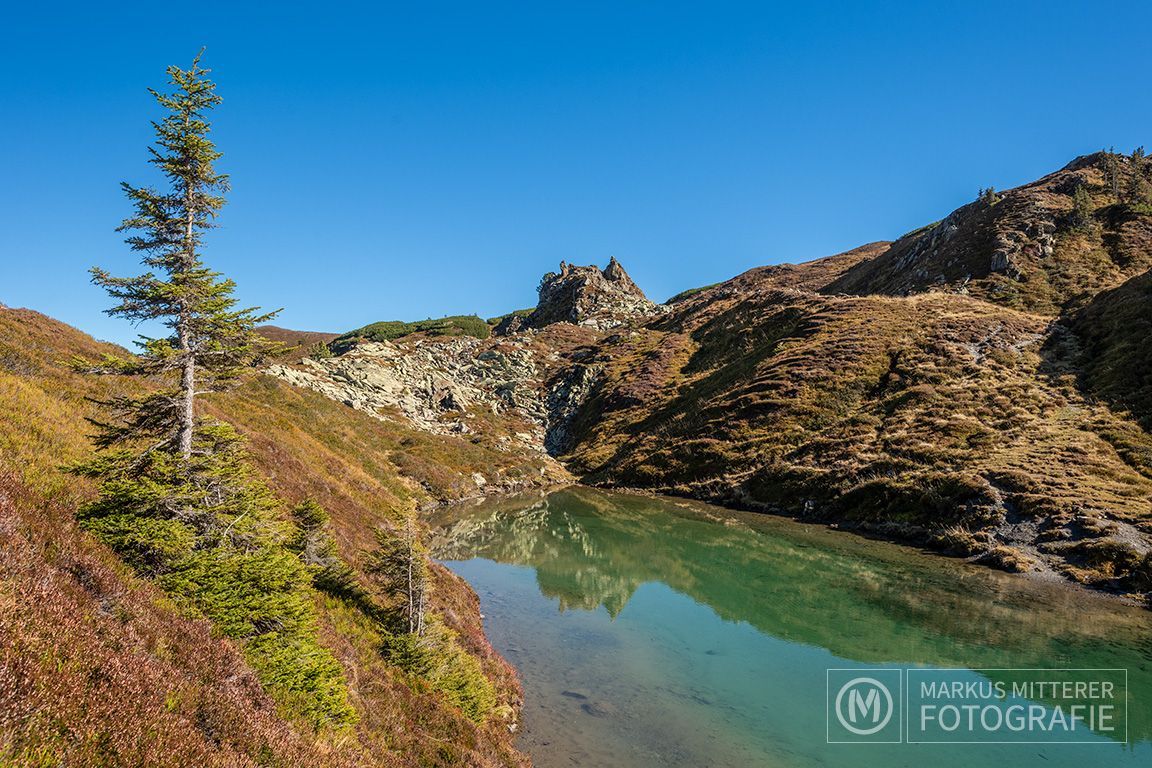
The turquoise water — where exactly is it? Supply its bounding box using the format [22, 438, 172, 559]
[431, 487, 1152, 768]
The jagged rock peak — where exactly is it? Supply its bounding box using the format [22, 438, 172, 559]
[513, 258, 660, 332]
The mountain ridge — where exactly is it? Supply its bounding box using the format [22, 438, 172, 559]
[267, 152, 1152, 601]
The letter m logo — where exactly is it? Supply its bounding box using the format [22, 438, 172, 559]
[828, 670, 899, 742]
[847, 687, 881, 724]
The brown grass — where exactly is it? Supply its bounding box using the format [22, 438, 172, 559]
[0, 468, 367, 768]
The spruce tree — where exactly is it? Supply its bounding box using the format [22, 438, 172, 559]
[366, 514, 430, 636]
[89, 49, 279, 461]
[1128, 147, 1152, 211]
[74, 53, 355, 729]
[1102, 148, 1122, 200]
[1068, 184, 1095, 231]
[289, 499, 356, 596]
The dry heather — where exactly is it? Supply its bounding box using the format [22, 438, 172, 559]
[0, 469, 368, 768]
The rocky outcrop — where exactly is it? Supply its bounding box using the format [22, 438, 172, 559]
[519, 257, 661, 331]
[267, 327, 612, 465]
[544, 362, 603, 455]
[268, 335, 549, 447]
[266, 259, 655, 458]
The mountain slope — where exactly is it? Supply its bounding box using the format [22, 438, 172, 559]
[1068, 268, 1152, 430]
[1, 468, 365, 768]
[266, 154, 1152, 599]
[557, 274, 1152, 588]
[826, 153, 1152, 314]
[59, 153, 1152, 612]
[538, 156, 1152, 594]
[0, 307, 531, 767]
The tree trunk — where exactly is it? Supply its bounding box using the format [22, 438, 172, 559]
[177, 129, 196, 462]
[406, 517, 416, 634]
[178, 322, 195, 459]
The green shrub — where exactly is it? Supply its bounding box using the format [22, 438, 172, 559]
[381, 620, 497, 722]
[486, 308, 533, 325]
[666, 283, 718, 304]
[305, 341, 333, 360]
[334, 315, 491, 350]
[74, 424, 357, 730]
[287, 499, 358, 597]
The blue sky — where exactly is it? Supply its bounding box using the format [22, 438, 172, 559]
[3, 1, 1150, 345]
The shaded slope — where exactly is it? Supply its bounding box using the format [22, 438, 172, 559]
[1068, 268, 1152, 431]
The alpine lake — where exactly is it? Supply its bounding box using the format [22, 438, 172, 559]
[430, 487, 1152, 768]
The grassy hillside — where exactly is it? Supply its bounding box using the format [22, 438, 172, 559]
[0, 467, 371, 768]
[8, 148, 1150, 767]
[557, 263, 1152, 594]
[257, 325, 340, 360]
[1068, 269, 1152, 430]
[0, 307, 528, 767]
[826, 153, 1152, 315]
[518, 154, 1152, 599]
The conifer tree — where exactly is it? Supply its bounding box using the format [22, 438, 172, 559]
[1068, 184, 1095, 231]
[289, 499, 356, 596]
[89, 49, 279, 461]
[74, 53, 354, 729]
[367, 514, 430, 636]
[1102, 148, 1122, 200]
[1128, 147, 1152, 211]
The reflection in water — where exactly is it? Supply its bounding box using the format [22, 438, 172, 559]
[432, 487, 1152, 768]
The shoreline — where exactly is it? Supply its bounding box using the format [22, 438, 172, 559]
[435, 480, 1150, 610]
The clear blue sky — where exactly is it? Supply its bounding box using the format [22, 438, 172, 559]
[3, 1, 1150, 345]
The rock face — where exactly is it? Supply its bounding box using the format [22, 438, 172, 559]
[264, 263, 658, 466]
[266, 258, 656, 464]
[543, 362, 603, 455]
[268, 335, 548, 445]
[520, 257, 660, 331]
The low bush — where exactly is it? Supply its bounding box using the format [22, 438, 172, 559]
[381, 620, 498, 723]
[334, 316, 491, 350]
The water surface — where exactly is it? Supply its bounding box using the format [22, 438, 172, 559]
[431, 487, 1151, 768]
